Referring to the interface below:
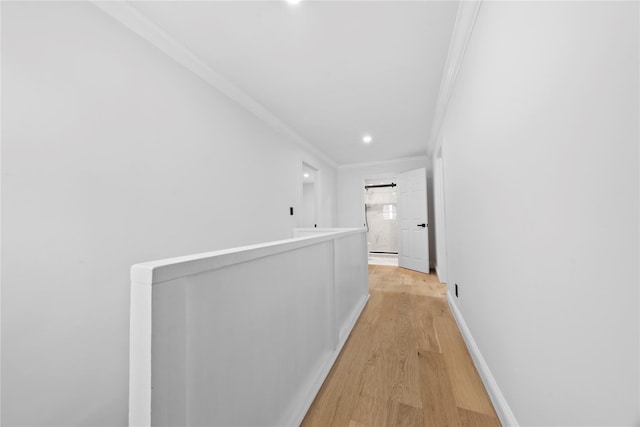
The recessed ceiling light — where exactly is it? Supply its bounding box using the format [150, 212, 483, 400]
[362, 135, 373, 144]
[304, 173, 309, 178]
[286, 0, 302, 5]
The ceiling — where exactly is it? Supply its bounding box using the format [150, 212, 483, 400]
[131, 0, 459, 166]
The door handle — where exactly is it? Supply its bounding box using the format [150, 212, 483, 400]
[417, 223, 426, 228]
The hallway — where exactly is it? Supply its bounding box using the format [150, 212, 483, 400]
[303, 265, 500, 427]
[2, 2, 637, 425]
[302, 266, 500, 426]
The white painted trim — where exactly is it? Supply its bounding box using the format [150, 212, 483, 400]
[426, 0, 482, 159]
[0, 2, 4, 424]
[90, 1, 338, 168]
[289, 229, 369, 425]
[129, 281, 152, 427]
[300, 160, 322, 228]
[293, 227, 350, 237]
[447, 292, 519, 427]
[338, 156, 428, 170]
[291, 293, 369, 426]
[131, 228, 364, 285]
[435, 264, 446, 284]
[130, 229, 369, 426]
[433, 145, 449, 284]
[331, 239, 338, 350]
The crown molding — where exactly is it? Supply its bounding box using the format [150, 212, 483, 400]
[426, 0, 482, 159]
[91, 1, 338, 169]
[337, 155, 428, 170]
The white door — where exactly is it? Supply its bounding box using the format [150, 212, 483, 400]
[397, 168, 429, 273]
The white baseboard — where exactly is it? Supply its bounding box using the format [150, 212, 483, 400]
[435, 264, 446, 284]
[447, 292, 519, 426]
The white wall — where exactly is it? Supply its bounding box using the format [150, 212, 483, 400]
[1, 2, 336, 425]
[439, 1, 638, 425]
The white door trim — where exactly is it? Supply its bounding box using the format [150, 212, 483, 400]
[434, 143, 449, 283]
[300, 161, 321, 228]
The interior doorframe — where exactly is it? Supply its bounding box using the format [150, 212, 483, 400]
[300, 160, 321, 228]
[361, 173, 396, 228]
[362, 173, 397, 259]
[433, 139, 449, 283]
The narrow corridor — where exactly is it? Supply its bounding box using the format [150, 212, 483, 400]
[302, 265, 500, 426]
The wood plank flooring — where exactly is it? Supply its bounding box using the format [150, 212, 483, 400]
[301, 265, 501, 427]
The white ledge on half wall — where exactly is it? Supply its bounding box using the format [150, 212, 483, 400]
[131, 228, 365, 286]
[129, 228, 369, 426]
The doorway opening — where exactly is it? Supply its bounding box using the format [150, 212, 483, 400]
[301, 162, 319, 228]
[364, 177, 399, 266]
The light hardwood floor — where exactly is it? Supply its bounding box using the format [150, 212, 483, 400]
[301, 265, 501, 427]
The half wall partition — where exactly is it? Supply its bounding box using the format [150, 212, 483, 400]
[129, 228, 369, 426]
